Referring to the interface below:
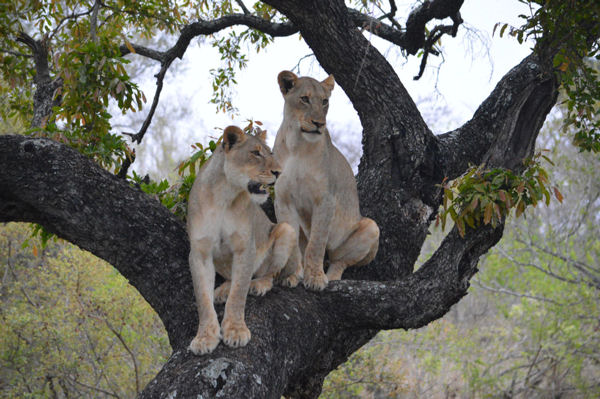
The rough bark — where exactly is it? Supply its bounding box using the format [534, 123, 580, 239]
[16, 32, 62, 128]
[0, 0, 572, 398]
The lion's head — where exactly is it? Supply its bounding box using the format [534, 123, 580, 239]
[222, 126, 280, 203]
[277, 70, 335, 142]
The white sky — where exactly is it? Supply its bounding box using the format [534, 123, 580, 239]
[127, 0, 534, 177]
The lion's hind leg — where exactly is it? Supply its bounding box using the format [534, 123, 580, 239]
[260, 222, 302, 288]
[326, 218, 379, 281]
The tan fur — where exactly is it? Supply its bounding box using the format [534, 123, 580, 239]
[274, 71, 380, 291]
[187, 126, 301, 355]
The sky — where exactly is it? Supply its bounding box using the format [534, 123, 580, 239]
[126, 0, 535, 177]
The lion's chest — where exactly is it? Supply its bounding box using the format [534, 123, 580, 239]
[277, 155, 329, 228]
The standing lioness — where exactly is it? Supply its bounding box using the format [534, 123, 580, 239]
[273, 71, 380, 290]
[187, 126, 299, 354]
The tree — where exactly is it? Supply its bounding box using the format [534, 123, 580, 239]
[0, 0, 599, 397]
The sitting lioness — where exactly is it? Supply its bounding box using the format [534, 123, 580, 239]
[187, 126, 300, 354]
[273, 71, 380, 291]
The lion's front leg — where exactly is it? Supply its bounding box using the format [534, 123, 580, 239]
[303, 201, 334, 291]
[273, 201, 304, 288]
[188, 239, 220, 355]
[221, 239, 253, 348]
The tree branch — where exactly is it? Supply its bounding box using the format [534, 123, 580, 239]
[234, 0, 251, 15]
[403, 0, 464, 54]
[118, 14, 298, 148]
[0, 48, 33, 58]
[15, 32, 63, 128]
[348, 0, 464, 55]
[0, 135, 193, 348]
[378, 0, 402, 30]
[118, 43, 165, 62]
[437, 53, 559, 178]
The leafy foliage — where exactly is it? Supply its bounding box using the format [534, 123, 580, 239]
[0, 0, 280, 173]
[129, 137, 217, 221]
[131, 120, 264, 220]
[0, 0, 193, 170]
[437, 152, 562, 237]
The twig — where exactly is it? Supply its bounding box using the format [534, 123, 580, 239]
[122, 60, 170, 145]
[377, 0, 402, 30]
[292, 53, 315, 73]
[48, 8, 94, 42]
[472, 279, 564, 306]
[496, 246, 583, 286]
[64, 375, 121, 399]
[235, 0, 251, 15]
[103, 319, 141, 395]
[6, 241, 38, 307]
[414, 24, 455, 80]
[116, 150, 135, 179]
[0, 48, 33, 58]
[527, 241, 600, 289]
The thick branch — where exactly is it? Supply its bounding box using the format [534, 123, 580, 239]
[437, 53, 559, 177]
[119, 14, 298, 63]
[0, 135, 193, 347]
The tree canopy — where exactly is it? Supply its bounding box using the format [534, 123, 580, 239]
[1, 0, 599, 397]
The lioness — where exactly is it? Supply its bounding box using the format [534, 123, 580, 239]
[274, 71, 380, 290]
[187, 126, 300, 355]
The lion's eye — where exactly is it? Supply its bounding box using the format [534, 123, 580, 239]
[323, 99, 329, 106]
[251, 150, 261, 157]
[300, 96, 310, 104]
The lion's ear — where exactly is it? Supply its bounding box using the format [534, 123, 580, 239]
[278, 70, 298, 95]
[321, 74, 335, 92]
[222, 126, 246, 152]
[255, 128, 267, 142]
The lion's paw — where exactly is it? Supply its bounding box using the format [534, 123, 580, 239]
[279, 272, 301, 288]
[303, 270, 328, 291]
[221, 320, 251, 348]
[214, 281, 231, 304]
[189, 323, 221, 355]
[249, 277, 273, 296]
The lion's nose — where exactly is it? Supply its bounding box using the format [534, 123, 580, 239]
[272, 170, 281, 178]
[312, 120, 325, 128]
